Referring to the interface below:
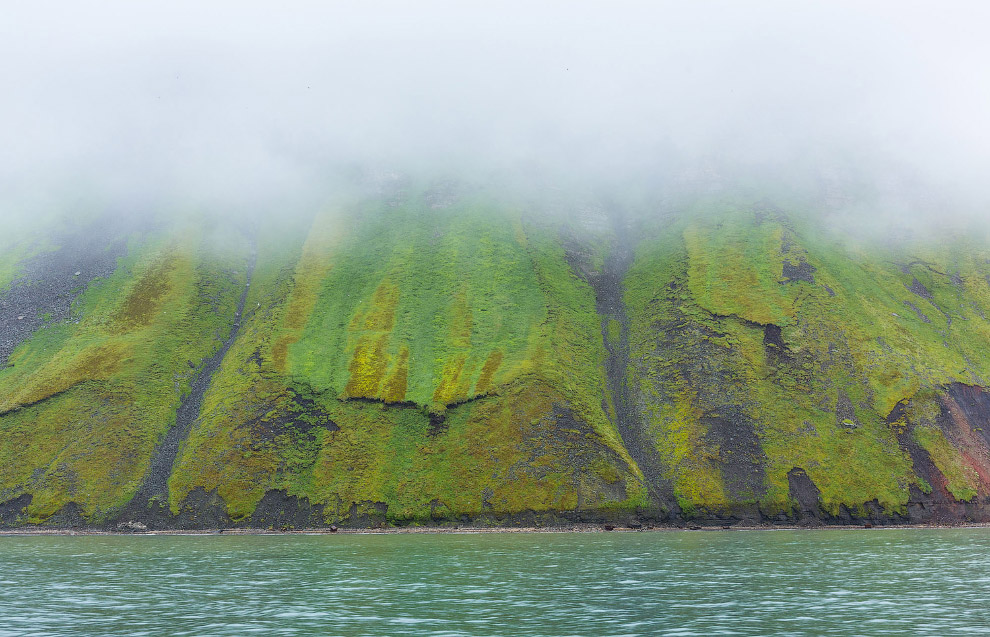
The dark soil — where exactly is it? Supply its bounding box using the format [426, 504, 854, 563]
[0, 493, 32, 526]
[703, 412, 766, 504]
[250, 490, 327, 529]
[0, 220, 130, 366]
[835, 390, 859, 429]
[43, 502, 88, 528]
[888, 399, 974, 524]
[787, 467, 822, 516]
[582, 208, 677, 515]
[172, 488, 234, 529]
[908, 277, 935, 301]
[516, 405, 632, 509]
[248, 387, 340, 444]
[762, 323, 793, 366]
[943, 383, 990, 448]
[426, 411, 448, 436]
[116, 243, 257, 526]
[903, 300, 931, 323]
[781, 258, 816, 284]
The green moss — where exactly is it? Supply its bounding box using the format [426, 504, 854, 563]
[683, 210, 798, 326]
[913, 426, 978, 501]
[0, 219, 251, 521]
[621, 203, 990, 516]
[168, 191, 647, 522]
[7, 194, 990, 526]
[0, 227, 46, 294]
[287, 199, 547, 410]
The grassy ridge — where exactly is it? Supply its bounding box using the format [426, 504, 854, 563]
[0, 219, 250, 521]
[171, 192, 645, 523]
[625, 201, 990, 517]
[3, 191, 990, 527]
[287, 198, 547, 409]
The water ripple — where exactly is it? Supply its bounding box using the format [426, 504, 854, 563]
[1, 528, 990, 635]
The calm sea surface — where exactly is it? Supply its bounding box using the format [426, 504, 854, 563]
[1, 528, 989, 636]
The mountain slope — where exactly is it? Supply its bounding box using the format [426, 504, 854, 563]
[2, 188, 990, 528]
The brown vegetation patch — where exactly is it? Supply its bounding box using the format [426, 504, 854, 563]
[115, 254, 177, 330]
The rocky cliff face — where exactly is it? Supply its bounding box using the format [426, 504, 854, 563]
[3, 185, 990, 529]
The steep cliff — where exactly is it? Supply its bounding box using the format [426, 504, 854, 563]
[2, 186, 990, 529]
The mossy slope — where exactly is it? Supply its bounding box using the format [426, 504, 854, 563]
[625, 200, 990, 521]
[0, 217, 251, 522]
[149, 190, 646, 526]
[3, 189, 990, 528]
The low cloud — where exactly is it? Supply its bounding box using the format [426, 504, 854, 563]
[2, 1, 989, 228]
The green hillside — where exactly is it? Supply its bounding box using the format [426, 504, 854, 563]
[2, 185, 990, 529]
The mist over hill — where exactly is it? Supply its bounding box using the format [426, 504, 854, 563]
[2, 3, 990, 528]
[3, 177, 990, 529]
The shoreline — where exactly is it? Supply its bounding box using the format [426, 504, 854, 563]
[3, 521, 990, 536]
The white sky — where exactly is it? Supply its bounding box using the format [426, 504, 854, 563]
[2, 1, 989, 214]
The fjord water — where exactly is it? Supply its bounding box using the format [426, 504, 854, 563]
[1, 529, 989, 636]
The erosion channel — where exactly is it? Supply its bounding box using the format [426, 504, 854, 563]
[116, 241, 257, 528]
[587, 208, 676, 517]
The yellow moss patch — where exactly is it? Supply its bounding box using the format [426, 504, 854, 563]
[433, 355, 469, 407]
[344, 334, 391, 398]
[646, 387, 730, 513]
[381, 346, 410, 403]
[474, 349, 504, 394]
[351, 280, 399, 331]
[341, 278, 401, 399]
[449, 287, 472, 348]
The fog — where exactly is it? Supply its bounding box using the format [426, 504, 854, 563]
[2, 1, 989, 227]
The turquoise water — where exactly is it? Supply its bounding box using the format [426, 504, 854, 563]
[1, 528, 989, 635]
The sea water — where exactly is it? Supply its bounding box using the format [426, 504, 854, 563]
[1, 528, 989, 636]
